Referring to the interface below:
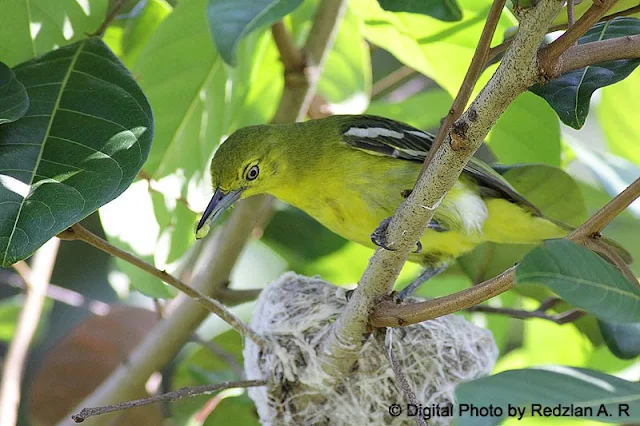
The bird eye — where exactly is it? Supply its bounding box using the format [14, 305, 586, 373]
[246, 165, 259, 181]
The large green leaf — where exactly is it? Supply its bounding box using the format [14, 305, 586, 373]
[0, 38, 153, 267]
[103, 0, 173, 68]
[516, 239, 640, 323]
[0, 0, 109, 67]
[455, 366, 640, 425]
[598, 67, 640, 165]
[317, 5, 371, 113]
[207, 0, 303, 65]
[530, 17, 640, 129]
[378, 0, 462, 22]
[599, 320, 640, 359]
[486, 92, 561, 166]
[354, 0, 516, 95]
[0, 62, 29, 124]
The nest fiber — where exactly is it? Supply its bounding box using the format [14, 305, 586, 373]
[244, 273, 498, 425]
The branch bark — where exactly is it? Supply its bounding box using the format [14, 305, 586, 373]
[558, 34, 640, 75]
[371, 177, 640, 328]
[319, 0, 566, 376]
[57, 2, 347, 425]
[0, 238, 59, 426]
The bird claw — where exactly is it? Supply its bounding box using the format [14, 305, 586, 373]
[345, 289, 355, 301]
[371, 218, 396, 251]
[371, 217, 422, 253]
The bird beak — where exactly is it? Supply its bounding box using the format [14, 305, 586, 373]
[196, 186, 243, 233]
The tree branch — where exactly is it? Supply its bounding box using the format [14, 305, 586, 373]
[558, 34, 640, 75]
[71, 380, 267, 423]
[468, 299, 586, 324]
[319, 0, 565, 376]
[549, 4, 640, 32]
[371, 177, 640, 328]
[59, 224, 266, 348]
[539, 0, 617, 68]
[0, 239, 59, 426]
[421, 0, 508, 170]
[59, 3, 347, 425]
[89, 0, 126, 37]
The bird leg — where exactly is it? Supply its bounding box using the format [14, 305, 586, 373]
[370, 218, 447, 253]
[396, 263, 448, 299]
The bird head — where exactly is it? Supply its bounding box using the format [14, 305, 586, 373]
[196, 124, 292, 234]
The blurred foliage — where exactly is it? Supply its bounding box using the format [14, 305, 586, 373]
[0, 0, 639, 424]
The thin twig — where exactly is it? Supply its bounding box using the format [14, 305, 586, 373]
[191, 334, 245, 378]
[59, 224, 267, 348]
[549, 4, 640, 32]
[468, 303, 586, 324]
[382, 329, 427, 426]
[0, 239, 60, 426]
[569, 178, 640, 240]
[540, 0, 617, 68]
[71, 380, 267, 423]
[421, 0, 508, 172]
[371, 66, 418, 98]
[567, 0, 576, 27]
[372, 176, 640, 328]
[90, 0, 127, 37]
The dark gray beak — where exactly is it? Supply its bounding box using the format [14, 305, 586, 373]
[196, 187, 243, 233]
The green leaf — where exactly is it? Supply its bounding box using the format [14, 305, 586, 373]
[355, 0, 516, 95]
[0, 38, 153, 267]
[598, 65, 640, 165]
[104, 0, 173, 68]
[134, 0, 281, 180]
[486, 92, 561, 166]
[316, 5, 371, 113]
[516, 239, 640, 323]
[207, 0, 303, 66]
[530, 17, 640, 129]
[599, 320, 640, 360]
[0, 62, 29, 124]
[455, 366, 640, 425]
[0, 0, 109, 67]
[377, 0, 462, 22]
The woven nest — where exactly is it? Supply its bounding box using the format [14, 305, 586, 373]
[244, 273, 498, 425]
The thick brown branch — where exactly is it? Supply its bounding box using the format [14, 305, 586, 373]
[60, 224, 266, 347]
[371, 177, 640, 328]
[71, 380, 267, 423]
[371, 268, 516, 327]
[558, 34, 640, 75]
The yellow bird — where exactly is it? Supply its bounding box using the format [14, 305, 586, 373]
[196, 115, 623, 289]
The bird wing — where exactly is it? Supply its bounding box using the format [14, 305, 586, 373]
[337, 115, 542, 216]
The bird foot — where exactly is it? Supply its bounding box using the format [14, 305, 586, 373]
[428, 219, 448, 233]
[370, 217, 422, 253]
